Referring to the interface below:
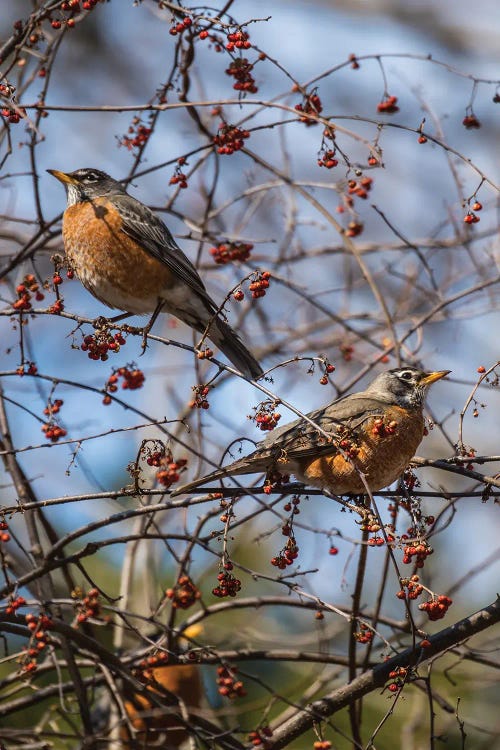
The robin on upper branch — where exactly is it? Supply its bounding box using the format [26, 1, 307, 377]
[47, 167, 263, 379]
[172, 367, 450, 497]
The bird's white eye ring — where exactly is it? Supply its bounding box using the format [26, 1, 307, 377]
[399, 371, 413, 380]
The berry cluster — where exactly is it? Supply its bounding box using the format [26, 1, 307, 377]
[402, 469, 421, 492]
[166, 575, 201, 610]
[41, 399, 66, 442]
[295, 90, 323, 125]
[216, 665, 246, 698]
[50, 0, 99, 27]
[61, 0, 83, 9]
[335, 428, 359, 460]
[463, 113, 481, 129]
[270, 536, 299, 569]
[13, 274, 44, 311]
[456, 444, 478, 471]
[317, 149, 338, 169]
[250, 399, 281, 432]
[73, 587, 105, 625]
[226, 30, 251, 51]
[0, 80, 25, 123]
[396, 574, 424, 601]
[21, 613, 54, 673]
[16, 361, 38, 376]
[371, 417, 398, 438]
[282, 496, 301, 516]
[464, 201, 482, 224]
[338, 344, 353, 361]
[143, 444, 165, 467]
[263, 471, 290, 495]
[319, 362, 336, 385]
[248, 727, 273, 747]
[189, 384, 210, 409]
[169, 169, 188, 189]
[353, 622, 373, 644]
[349, 53, 360, 69]
[209, 241, 253, 264]
[345, 221, 364, 238]
[249, 270, 271, 299]
[197, 347, 214, 361]
[377, 95, 399, 113]
[386, 666, 408, 693]
[156, 455, 188, 488]
[102, 366, 145, 404]
[41, 420, 67, 443]
[219, 505, 235, 523]
[213, 123, 250, 154]
[169, 15, 192, 35]
[43, 398, 64, 418]
[119, 366, 144, 390]
[225, 58, 257, 93]
[1, 103, 25, 125]
[49, 298, 64, 314]
[212, 569, 242, 598]
[419, 594, 453, 621]
[367, 535, 386, 548]
[81, 330, 126, 361]
[118, 118, 152, 153]
[5, 594, 26, 615]
[271, 498, 300, 564]
[402, 540, 433, 567]
[348, 175, 373, 200]
[67, 0, 99, 10]
[313, 742, 332, 750]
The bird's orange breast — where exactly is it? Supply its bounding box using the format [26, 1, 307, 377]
[62, 198, 175, 313]
[122, 664, 202, 746]
[296, 405, 424, 494]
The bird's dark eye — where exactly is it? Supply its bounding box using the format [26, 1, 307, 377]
[83, 171, 101, 183]
[399, 370, 413, 381]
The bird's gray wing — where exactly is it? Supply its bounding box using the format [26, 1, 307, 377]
[253, 393, 388, 463]
[112, 193, 217, 312]
[171, 393, 389, 494]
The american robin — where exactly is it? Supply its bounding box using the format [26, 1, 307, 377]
[171, 367, 450, 496]
[47, 167, 263, 379]
[121, 662, 203, 748]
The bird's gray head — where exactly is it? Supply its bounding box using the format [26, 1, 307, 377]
[365, 367, 450, 408]
[47, 168, 126, 205]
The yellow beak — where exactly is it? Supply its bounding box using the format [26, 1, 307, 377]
[47, 169, 78, 185]
[420, 370, 451, 385]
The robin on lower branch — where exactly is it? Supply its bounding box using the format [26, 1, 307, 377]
[47, 167, 263, 379]
[172, 367, 450, 497]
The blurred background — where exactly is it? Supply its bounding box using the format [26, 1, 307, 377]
[0, 1, 499, 747]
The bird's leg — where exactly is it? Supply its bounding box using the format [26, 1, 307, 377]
[112, 301, 164, 353]
[138, 299, 164, 354]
